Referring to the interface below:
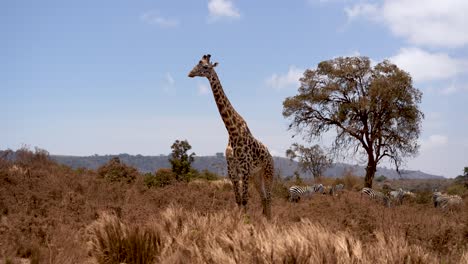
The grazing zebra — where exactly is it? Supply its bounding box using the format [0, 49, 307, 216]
[432, 192, 463, 210]
[330, 183, 345, 196]
[361, 187, 391, 207]
[289, 184, 324, 202]
[389, 188, 410, 205]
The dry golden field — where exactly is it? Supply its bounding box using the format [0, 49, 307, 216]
[0, 151, 467, 263]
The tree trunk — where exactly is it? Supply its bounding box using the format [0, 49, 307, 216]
[364, 158, 377, 188]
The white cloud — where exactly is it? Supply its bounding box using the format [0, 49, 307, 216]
[440, 81, 468, 95]
[346, 0, 468, 48]
[198, 83, 210, 95]
[141, 10, 179, 28]
[389, 47, 467, 82]
[208, 0, 240, 20]
[166, 73, 175, 85]
[440, 84, 458, 95]
[163, 72, 175, 92]
[266, 66, 304, 90]
[422, 134, 448, 150]
[345, 3, 379, 20]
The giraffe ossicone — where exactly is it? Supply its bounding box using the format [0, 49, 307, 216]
[188, 54, 274, 219]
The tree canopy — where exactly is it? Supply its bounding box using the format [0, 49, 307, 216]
[169, 139, 195, 181]
[286, 143, 332, 179]
[283, 56, 423, 187]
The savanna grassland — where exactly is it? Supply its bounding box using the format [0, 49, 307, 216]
[0, 150, 467, 264]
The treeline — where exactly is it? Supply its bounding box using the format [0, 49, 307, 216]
[0, 149, 445, 179]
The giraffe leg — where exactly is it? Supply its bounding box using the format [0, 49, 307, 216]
[252, 165, 272, 219]
[240, 169, 250, 209]
[226, 145, 241, 206]
[231, 179, 242, 206]
[262, 161, 274, 220]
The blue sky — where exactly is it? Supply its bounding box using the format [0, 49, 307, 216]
[2, 0, 468, 177]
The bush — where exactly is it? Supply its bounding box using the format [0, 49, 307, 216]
[175, 168, 220, 182]
[144, 168, 176, 188]
[333, 177, 345, 186]
[375, 175, 387, 182]
[415, 191, 432, 204]
[97, 157, 138, 183]
[293, 171, 304, 185]
[446, 184, 466, 196]
[272, 177, 290, 200]
[194, 169, 220, 181]
[342, 170, 363, 191]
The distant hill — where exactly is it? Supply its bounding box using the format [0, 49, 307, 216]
[48, 153, 444, 179]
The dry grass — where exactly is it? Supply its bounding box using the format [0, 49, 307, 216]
[87, 206, 439, 264]
[87, 212, 163, 264]
[0, 150, 467, 263]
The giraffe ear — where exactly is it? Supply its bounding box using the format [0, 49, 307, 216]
[213, 62, 218, 67]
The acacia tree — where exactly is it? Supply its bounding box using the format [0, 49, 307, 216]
[169, 139, 196, 181]
[283, 57, 423, 188]
[286, 143, 332, 179]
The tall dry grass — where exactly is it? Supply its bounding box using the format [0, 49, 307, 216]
[87, 206, 439, 264]
[0, 149, 467, 263]
[87, 212, 163, 264]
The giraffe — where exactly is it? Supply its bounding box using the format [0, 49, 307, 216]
[188, 54, 274, 219]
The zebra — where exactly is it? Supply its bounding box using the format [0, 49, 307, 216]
[361, 187, 391, 207]
[389, 189, 416, 205]
[289, 184, 324, 202]
[432, 192, 463, 210]
[390, 188, 416, 205]
[329, 183, 345, 196]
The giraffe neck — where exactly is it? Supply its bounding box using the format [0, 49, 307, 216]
[207, 71, 245, 137]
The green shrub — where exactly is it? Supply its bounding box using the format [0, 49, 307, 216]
[446, 184, 466, 196]
[333, 177, 345, 186]
[415, 191, 432, 204]
[375, 175, 387, 183]
[194, 169, 219, 181]
[272, 177, 290, 200]
[179, 168, 220, 182]
[97, 157, 138, 183]
[293, 171, 304, 185]
[144, 168, 176, 188]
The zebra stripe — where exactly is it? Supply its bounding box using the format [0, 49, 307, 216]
[432, 192, 462, 209]
[390, 188, 416, 205]
[289, 184, 324, 202]
[330, 184, 345, 196]
[334, 183, 344, 191]
[361, 187, 391, 207]
[389, 188, 405, 205]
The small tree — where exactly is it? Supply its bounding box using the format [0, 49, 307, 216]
[286, 143, 332, 179]
[144, 168, 176, 188]
[283, 57, 423, 188]
[465, 167, 468, 189]
[293, 171, 304, 185]
[169, 139, 195, 181]
[97, 157, 138, 183]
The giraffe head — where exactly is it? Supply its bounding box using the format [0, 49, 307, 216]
[188, 54, 218, 78]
